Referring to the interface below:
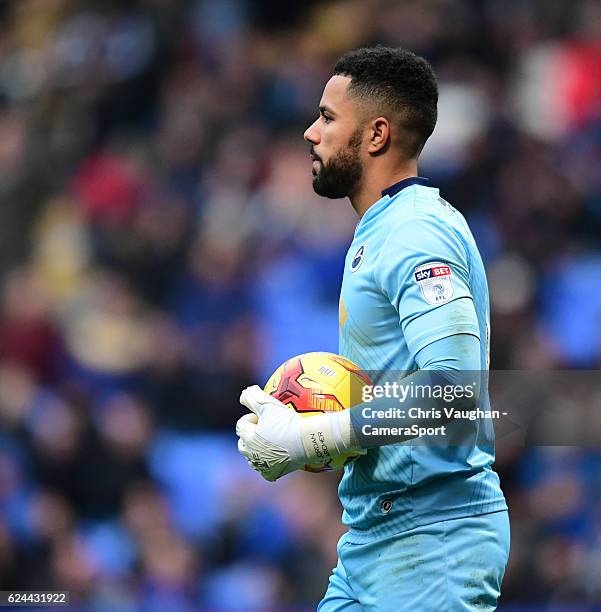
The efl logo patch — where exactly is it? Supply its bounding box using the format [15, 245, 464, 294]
[413, 261, 454, 304]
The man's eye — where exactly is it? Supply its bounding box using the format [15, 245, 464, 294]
[322, 114, 332, 123]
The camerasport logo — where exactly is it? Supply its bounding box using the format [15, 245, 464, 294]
[413, 262, 454, 304]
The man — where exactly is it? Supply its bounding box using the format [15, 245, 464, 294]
[236, 47, 509, 611]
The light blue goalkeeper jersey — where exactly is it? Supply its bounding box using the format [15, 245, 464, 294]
[338, 177, 507, 543]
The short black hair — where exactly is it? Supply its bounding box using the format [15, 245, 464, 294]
[333, 46, 438, 158]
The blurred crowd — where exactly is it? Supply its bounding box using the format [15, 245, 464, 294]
[0, 0, 601, 609]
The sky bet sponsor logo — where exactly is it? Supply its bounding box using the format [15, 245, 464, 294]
[414, 261, 454, 304]
[414, 265, 452, 282]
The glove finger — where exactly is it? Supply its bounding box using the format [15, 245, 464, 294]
[240, 385, 281, 415]
[235, 413, 258, 439]
[237, 438, 254, 463]
[237, 437, 247, 455]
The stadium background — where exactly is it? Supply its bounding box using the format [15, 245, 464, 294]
[0, 0, 600, 609]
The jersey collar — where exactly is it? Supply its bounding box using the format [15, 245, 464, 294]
[381, 176, 430, 198]
[356, 176, 431, 231]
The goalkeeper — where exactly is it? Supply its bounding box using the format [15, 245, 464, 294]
[236, 47, 509, 612]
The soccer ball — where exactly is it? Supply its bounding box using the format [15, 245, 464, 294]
[264, 352, 371, 473]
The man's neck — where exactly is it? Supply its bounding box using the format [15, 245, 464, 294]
[350, 163, 419, 218]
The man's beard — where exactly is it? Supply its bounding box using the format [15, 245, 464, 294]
[312, 130, 363, 199]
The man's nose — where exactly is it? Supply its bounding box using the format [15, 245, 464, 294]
[304, 118, 320, 144]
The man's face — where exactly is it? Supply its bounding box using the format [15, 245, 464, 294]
[303, 75, 364, 199]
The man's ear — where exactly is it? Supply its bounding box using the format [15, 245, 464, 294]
[367, 117, 390, 154]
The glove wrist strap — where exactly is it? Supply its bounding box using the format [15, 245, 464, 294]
[299, 410, 359, 464]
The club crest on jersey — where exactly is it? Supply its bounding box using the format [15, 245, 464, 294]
[414, 261, 454, 304]
[350, 244, 366, 273]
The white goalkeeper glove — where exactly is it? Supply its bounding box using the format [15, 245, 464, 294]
[236, 385, 360, 482]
